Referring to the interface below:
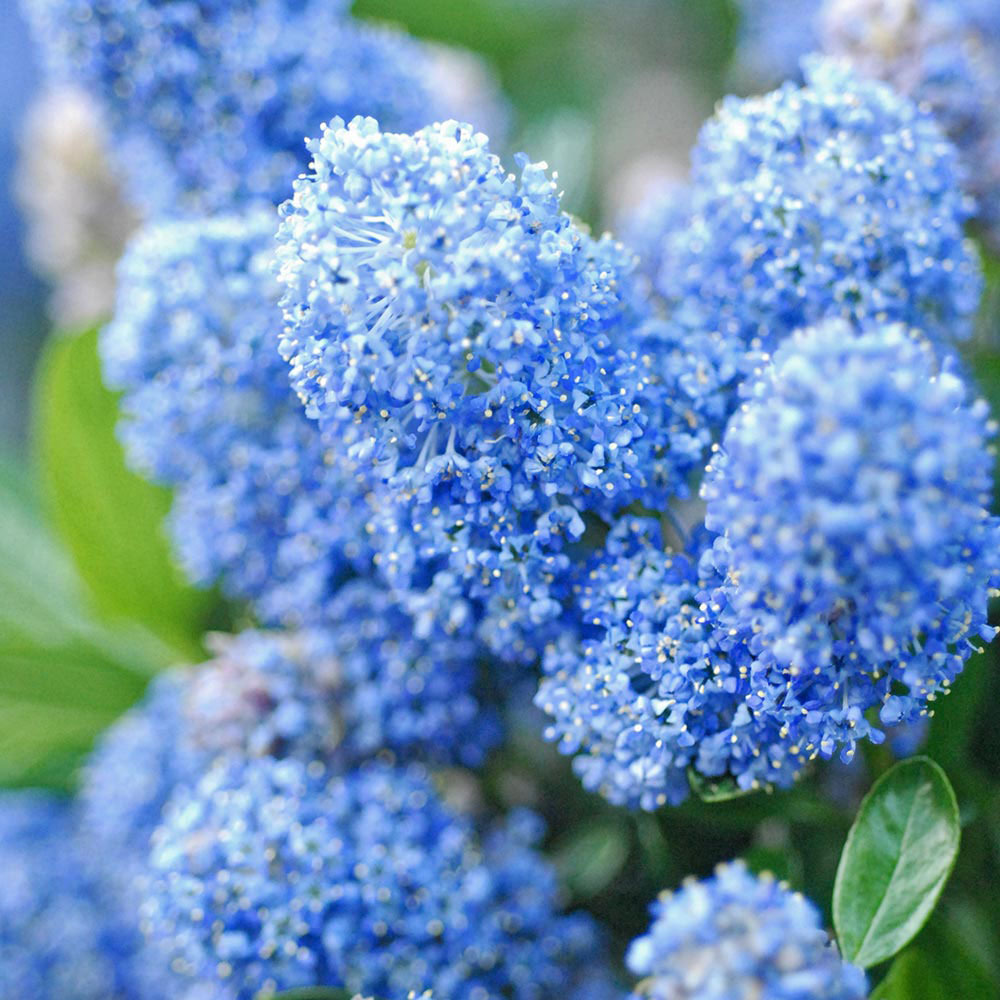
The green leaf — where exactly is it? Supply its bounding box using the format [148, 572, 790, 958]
[833, 757, 961, 969]
[688, 767, 757, 803]
[0, 456, 171, 788]
[870, 949, 950, 1000]
[33, 327, 214, 659]
[870, 913, 999, 1000]
[553, 817, 630, 898]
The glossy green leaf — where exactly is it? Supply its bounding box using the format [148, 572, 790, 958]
[0, 457, 171, 788]
[33, 327, 213, 659]
[833, 757, 960, 969]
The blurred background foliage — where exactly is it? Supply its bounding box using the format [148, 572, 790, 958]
[1, 0, 999, 995]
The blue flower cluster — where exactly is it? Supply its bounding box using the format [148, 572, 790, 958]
[538, 319, 1000, 806]
[646, 57, 979, 400]
[0, 791, 136, 999]
[21, 0, 506, 216]
[701, 320, 999, 759]
[101, 211, 372, 625]
[627, 861, 867, 1000]
[276, 116, 714, 657]
[80, 623, 496, 884]
[821, 0, 1000, 247]
[73, 625, 600, 999]
[14, 0, 1000, 990]
[536, 518, 798, 809]
[143, 756, 608, 1000]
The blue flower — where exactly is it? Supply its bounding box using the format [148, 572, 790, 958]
[21, 0, 494, 214]
[0, 791, 139, 999]
[142, 755, 610, 1000]
[535, 517, 803, 810]
[276, 116, 715, 652]
[701, 319, 1000, 764]
[627, 861, 867, 1000]
[654, 56, 980, 399]
[821, 0, 1000, 248]
[101, 211, 372, 626]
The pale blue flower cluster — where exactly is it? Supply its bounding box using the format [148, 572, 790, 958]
[651, 58, 979, 398]
[627, 862, 867, 1000]
[821, 0, 1000, 247]
[701, 320, 999, 761]
[276, 116, 714, 657]
[143, 756, 608, 1000]
[20, 0, 504, 215]
[0, 791, 136, 999]
[74, 628, 579, 1000]
[80, 623, 495, 885]
[101, 212, 371, 625]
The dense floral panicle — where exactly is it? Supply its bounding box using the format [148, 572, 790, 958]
[821, 0, 1000, 247]
[101, 212, 372, 625]
[627, 862, 867, 1000]
[657, 57, 980, 394]
[734, 0, 822, 88]
[80, 620, 495, 879]
[20, 0, 475, 214]
[15, 85, 137, 327]
[0, 791, 135, 999]
[701, 320, 1000, 762]
[277, 116, 714, 644]
[535, 518, 804, 810]
[143, 756, 610, 1000]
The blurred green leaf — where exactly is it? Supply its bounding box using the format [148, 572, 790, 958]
[0, 457, 172, 789]
[834, 757, 960, 969]
[554, 817, 630, 899]
[870, 949, 950, 1000]
[34, 328, 213, 659]
[871, 908, 999, 1000]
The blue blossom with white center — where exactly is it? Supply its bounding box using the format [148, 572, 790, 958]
[535, 518, 804, 810]
[101, 211, 372, 626]
[142, 756, 610, 1000]
[701, 319, 1000, 764]
[734, 0, 822, 89]
[20, 0, 481, 215]
[0, 791, 137, 999]
[277, 116, 714, 647]
[656, 56, 980, 398]
[627, 861, 867, 1000]
[821, 0, 1000, 248]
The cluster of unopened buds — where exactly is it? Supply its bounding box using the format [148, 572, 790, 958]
[5, 0, 1000, 998]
